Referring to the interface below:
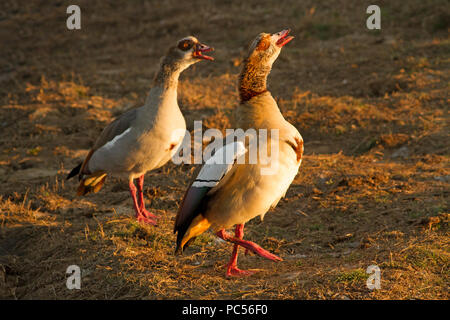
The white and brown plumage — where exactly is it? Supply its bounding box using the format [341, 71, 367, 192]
[67, 36, 214, 225]
[174, 29, 303, 276]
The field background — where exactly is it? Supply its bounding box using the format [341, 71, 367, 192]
[0, 0, 448, 299]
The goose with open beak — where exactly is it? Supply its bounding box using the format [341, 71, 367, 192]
[67, 36, 214, 226]
[174, 29, 303, 277]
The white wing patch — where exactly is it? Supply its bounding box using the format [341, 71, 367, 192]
[192, 141, 246, 188]
[102, 127, 131, 150]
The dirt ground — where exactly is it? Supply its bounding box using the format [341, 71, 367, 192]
[0, 0, 448, 299]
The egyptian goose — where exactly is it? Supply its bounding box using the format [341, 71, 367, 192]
[67, 36, 214, 225]
[174, 29, 303, 276]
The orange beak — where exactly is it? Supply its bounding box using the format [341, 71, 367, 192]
[193, 43, 214, 61]
[274, 29, 294, 47]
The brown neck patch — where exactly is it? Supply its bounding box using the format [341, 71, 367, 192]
[238, 56, 271, 103]
[239, 87, 268, 102]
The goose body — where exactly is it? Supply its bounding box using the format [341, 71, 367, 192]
[204, 93, 302, 230]
[87, 86, 186, 179]
[175, 29, 303, 276]
[67, 36, 214, 225]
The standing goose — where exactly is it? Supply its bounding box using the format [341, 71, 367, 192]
[67, 36, 214, 225]
[174, 29, 303, 276]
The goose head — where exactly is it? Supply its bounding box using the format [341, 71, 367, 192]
[164, 36, 214, 71]
[246, 29, 294, 67]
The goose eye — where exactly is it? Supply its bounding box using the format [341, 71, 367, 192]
[178, 40, 193, 51]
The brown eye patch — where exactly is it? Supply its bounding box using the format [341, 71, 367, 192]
[256, 35, 271, 51]
[178, 39, 194, 51]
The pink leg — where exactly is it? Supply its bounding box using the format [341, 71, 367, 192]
[225, 224, 255, 277]
[137, 175, 158, 220]
[216, 225, 282, 277]
[129, 180, 156, 226]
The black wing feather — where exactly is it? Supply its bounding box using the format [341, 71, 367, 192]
[174, 186, 211, 252]
[66, 163, 82, 180]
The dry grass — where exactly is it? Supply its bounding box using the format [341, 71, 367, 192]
[0, 0, 448, 299]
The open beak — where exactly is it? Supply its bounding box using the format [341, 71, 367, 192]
[193, 43, 214, 61]
[274, 29, 294, 47]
